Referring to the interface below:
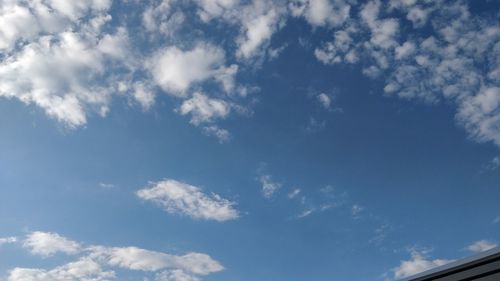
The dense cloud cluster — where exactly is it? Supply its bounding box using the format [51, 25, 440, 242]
[1, 0, 497, 146]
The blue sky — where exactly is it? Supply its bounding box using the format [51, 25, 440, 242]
[0, 0, 499, 280]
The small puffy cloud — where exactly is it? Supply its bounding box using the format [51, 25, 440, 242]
[317, 93, 331, 109]
[148, 43, 235, 96]
[395, 41, 416, 60]
[467, 240, 497, 253]
[361, 0, 400, 50]
[23, 231, 81, 257]
[259, 175, 281, 198]
[289, 0, 350, 28]
[196, 0, 239, 22]
[136, 179, 239, 222]
[7, 258, 115, 281]
[179, 92, 230, 125]
[457, 87, 500, 146]
[236, 1, 284, 60]
[392, 250, 452, 280]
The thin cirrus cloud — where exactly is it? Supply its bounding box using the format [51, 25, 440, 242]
[6, 231, 223, 281]
[136, 179, 240, 222]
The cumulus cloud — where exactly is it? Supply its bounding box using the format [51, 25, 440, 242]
[289, 0, 350, 28]
[148, 44, 237, 96]
[179, 92, 230, 125]
[259, 175, 281, 198]
[235, 0, 285, 60]
[314, 0, 500, 148]
[0, 0, 135, 128]
[142, 0, 185, 37]
[467, 240, 497, 253]
[392, 250, 452, 280]
[317, 93, 331, 109]
[8, 231, 223, 281]
[196, 0, 239, 22]
[23, 231, 81, 257]
[136, 179, 239, 222]
[89, 246, 224, 275]
[8, 258, 115, 281]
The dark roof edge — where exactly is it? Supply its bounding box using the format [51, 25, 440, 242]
[400, 246, 500, 281]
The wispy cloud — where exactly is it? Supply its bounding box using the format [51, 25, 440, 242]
[259, 175, 282, 199]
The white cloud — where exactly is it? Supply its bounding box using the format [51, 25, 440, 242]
[236, 0, 285, 60]
[136, 179, 239, 222]
[0, 0, 134, 128]
[179, 92, 230, 125]
[317, 93, 331, 109]
[289, 0, 350, 28]
[467, 240, 497, 253]
[142, 0, 185, 37]
[361, 0, 400, 50]
[197, 0, 239, 22]
[23, 231, 81, 257]
[259, 175, 281, 198]
[9, 231, 224, 281]
[202, 125, 231, 143]
[0, 236, 17, 245]
[457, 87, 500, 146]
[8, 258, 115, 281]
[156, 269, 200, 281]
[148, 43, 236, 96]
[392, 250, 452, 280]
[90, 246, 224, 275]
[395, 41, 416, 60]
[7, 232, 224, 281]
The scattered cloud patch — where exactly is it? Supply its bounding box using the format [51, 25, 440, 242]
[391, 249, 452, 280]
[467, 240, 497, 253]
[7, 231, 223, 281]
[0, 236, 17, 246]
[259, 175, 282, 199]
[136, 179, 239, 222]
[23, 231, 81, 257]
[148, 44, 236, 96]
[316, 93, 331, 109]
